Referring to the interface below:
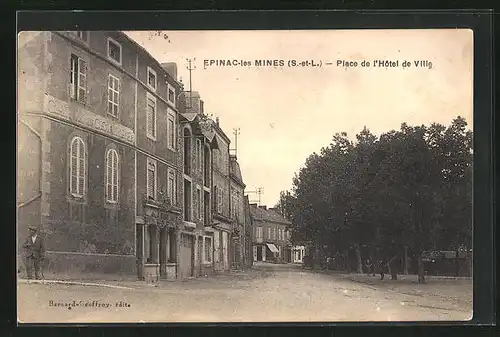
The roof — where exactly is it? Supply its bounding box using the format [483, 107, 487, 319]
[250, 206, 292, 225]
[229, 156, 245, 187]
[120, 31, 182, 90]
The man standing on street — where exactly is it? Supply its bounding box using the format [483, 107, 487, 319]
[23, 226, 45, 280]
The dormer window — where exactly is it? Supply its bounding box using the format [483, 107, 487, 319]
[168, 85, 176, 105]
[107, 37, 122, 65]
[147, 67, 157, 91]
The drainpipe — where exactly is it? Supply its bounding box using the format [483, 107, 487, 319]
[17, 119, 42, 210]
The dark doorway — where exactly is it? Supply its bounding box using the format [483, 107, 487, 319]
[136, 224, 144, 280]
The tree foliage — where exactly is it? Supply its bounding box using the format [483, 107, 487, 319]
[276, 117, 472, 281]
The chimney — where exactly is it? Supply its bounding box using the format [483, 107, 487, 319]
[161, 62, 178, 80]
[258, 205, 267, 210]
[216, 117, 219, 126]
[268, 207, 276, 212]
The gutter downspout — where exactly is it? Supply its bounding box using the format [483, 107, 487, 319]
[17, 119, 43, 209]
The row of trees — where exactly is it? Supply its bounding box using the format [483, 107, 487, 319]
[275, 117, 472, 283]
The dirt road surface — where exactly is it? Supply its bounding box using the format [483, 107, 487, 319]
[17, 262, 472, 323]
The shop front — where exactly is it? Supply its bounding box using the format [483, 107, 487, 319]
[137, 199, 181, 282]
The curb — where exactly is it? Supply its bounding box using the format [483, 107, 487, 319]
[18, 279, 135, 290]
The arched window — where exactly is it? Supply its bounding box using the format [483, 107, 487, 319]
[106, 149, 119, 203]
[183, 127, 192, 175]
[70, 136, 86, 197]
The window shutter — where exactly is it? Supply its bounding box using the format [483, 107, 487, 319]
[70, 139, 78, 194]
[147, 162, 155, 199]
[78, 59, 87, 103]
[70, 56, 76, 99]
[112, 151, 118, 201]
[78, 140, 85, 196]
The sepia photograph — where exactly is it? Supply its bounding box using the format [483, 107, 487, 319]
[17, 28, 473, 323]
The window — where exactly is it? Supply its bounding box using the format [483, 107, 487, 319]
[256, 227, 263, 239]
[197, 186, 202, 220]
[167, 110, 176, 150]
[196, 139, 202, 170]
[105, 149, 119, 203]
[267, 227, 271, 240]
[69, 137, 86, 197]
[70, 54, 87, 103]
[167, 168, 176, 205]
[147, 67, 157, 91]
[146, 93, 157, 140]
[183, 179, 192, 221]
[203, 146, 210, 186]
[194, 187, 199, 219]
[183, 128, 192, 175]
[107, 74, 120, 117]
[168, 85, 176, 105]
[107, 37, 122, 65]
[204, 237, 212, 263]
[217, 188, 223, 214]
[147, 158, 157, 200]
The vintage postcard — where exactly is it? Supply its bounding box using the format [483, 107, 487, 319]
[17, 29, 473, 323]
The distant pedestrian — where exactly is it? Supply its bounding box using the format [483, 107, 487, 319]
[379, 260, 387, 280]
[23, 226, 46, 280]
[365, 259, 373, 276]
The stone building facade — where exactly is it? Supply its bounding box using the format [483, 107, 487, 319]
[229, 155, 246, 269]
[177, 90, 219, 278]
[211, 122, 233, 272]
[17, 30, 184, 280]
[250, 205, 292, 263]
[17, 30, 248, 280]
[242, 196, 254, 268]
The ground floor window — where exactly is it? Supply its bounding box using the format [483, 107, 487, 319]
[145, 225, 156, 263]
[204, 237, 212, 263]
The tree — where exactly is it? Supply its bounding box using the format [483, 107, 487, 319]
[278, 117, 472, 283]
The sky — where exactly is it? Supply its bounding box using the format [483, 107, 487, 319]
[125, 29, 473, 208]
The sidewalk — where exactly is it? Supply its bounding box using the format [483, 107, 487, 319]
[337, 273, 472, 306]
[17, 268, 263, 290]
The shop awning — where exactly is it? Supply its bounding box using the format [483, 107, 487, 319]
[266, 243, 279, 253]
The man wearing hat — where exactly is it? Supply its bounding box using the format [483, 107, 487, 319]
[23, 226, 45, 280]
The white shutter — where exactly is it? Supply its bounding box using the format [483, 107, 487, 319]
[106, 150, 112, 200]
[70, 56, 76, 99]
[70, 138, 78, 194]
[78, 139, 85, 196]
[77, 59, 87, 103]
[112, 150, 118, 201]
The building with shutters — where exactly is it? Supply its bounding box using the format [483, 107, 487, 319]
[250, 204, 292, 263]
[17, 31, 184, 280]
[242, 195, 254, 268]
[17, 30, 249, 281]
[176, 90, 219, 278]
[209, 119, 233, 272]
[229, 154, 246, 269]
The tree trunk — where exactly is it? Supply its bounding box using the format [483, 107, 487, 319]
[346, 250, 351, 274]
[355, 244, 363, 274]
[388, 255, 398, 280]
[417, 256, 426, 284]
[404, 246, 409, 275]
[390, 260, 398, 280]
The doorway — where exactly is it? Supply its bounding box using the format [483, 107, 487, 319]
[136, 224, 144, 280]
[256, 245, 262, 261]
[180, 234, 194, 278]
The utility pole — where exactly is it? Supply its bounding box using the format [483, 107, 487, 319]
[185, 57, 196, 109]
[232, 128, 240, 157]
